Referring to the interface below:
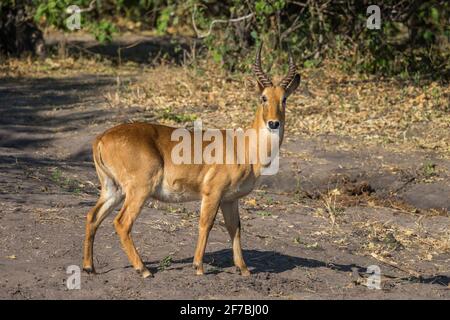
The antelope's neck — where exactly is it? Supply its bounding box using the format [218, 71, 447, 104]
[249, 105, 284, 177]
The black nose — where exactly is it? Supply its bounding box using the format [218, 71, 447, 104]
[268, 121, 280, 130]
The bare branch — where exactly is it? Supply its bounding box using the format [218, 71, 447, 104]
[79, 0, 96, 13]
[192, 5, 254, 39]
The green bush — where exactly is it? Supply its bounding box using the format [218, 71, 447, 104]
[15, 0, 450, 79]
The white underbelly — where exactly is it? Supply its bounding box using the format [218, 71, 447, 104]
[152, 174, 256, 203]
[152, 182, 200, 203]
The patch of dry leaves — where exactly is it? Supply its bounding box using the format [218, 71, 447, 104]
[2, 56, 448, 158]
[104, 58, 450, 157]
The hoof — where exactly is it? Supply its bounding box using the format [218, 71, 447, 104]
[83, 266, 96, 274]
[193, 262, 204, 275]
[240, 268, 251, 277]
[196, 269, 204, 276]
[141, 269, 153, 279]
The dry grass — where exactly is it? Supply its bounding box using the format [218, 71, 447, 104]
[2, 55, 449, 157]
[109, 59, 450, 157]
[113, 61, 450, 155]
[297, 69, 450, 151]
[352, 219, 450, 274]
[318, 188, 345, 228]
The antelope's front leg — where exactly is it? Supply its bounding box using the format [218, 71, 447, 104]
[220, 200, 250, 276]
[193, 193, 221, 275]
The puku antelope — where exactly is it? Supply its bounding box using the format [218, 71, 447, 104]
[82, 44, 301, 278]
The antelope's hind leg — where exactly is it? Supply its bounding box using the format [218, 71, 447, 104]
[83, 175, 122, 274]
[114, 186, 152, 278]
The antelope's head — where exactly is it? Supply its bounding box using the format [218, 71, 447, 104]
[253, 43, 301, 132]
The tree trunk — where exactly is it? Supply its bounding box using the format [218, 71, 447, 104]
[0, 1, 45, 58]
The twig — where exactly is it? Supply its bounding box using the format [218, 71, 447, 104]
[67, 0, 96, 14]
[391, 176, 416, 194]
[66, 43, 99, 56]
[370, 252, 422, 278]
[79, 0, 96, 13]
[192, 5, 254, 39]
[176, 79, 193, 96]
[280, 12, 303, 41]
[118, 40, 145, 66]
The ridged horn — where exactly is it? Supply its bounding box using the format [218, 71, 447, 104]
[279, 52, 297, 89]
[252, 42, 273, 88]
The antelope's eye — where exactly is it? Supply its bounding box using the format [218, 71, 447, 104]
[261, 95, 267, 103]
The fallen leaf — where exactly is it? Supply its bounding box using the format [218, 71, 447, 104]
[245, 198, 257, 207]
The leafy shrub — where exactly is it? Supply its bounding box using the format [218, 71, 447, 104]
[6, 0, 450, 79]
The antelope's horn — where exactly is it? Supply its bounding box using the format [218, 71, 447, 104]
[252, 42, 273, 88]
[279, 52, 297, 89]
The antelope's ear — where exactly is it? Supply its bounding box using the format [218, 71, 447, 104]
[284, 74, 301, 98]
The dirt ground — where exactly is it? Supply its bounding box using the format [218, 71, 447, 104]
[0, 36, 449, 299]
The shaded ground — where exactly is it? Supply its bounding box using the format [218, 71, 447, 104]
[45, 32, 195, 65]
[0, 41, 449, 299]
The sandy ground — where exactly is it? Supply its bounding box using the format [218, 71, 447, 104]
[0, 62, 449, 299]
